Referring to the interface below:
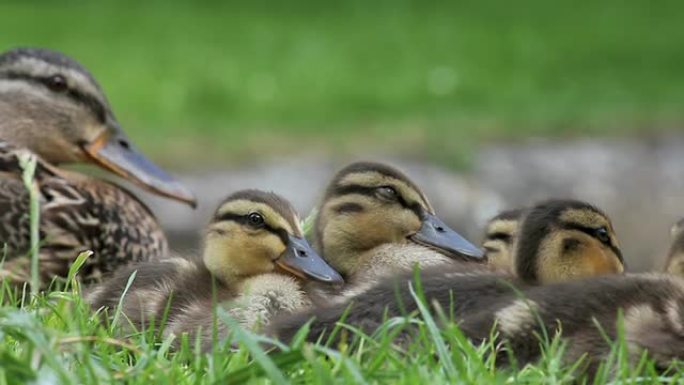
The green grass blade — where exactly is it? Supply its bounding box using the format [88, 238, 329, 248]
[216, 308, 289, 385]
[301, 208, 319, 238]
[17, 153, 40, 296]
[111, 270, 137, 330]
[407, 279, 458, 380]
[313, 345, 369, 385]
[67, 250, 92, 283]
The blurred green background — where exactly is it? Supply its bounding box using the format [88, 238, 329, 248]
[2, 0, 683, 168]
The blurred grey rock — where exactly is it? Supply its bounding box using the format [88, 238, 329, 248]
[474, 137, 684, 271]
[129, 136, 684, 272]
[131, 157, 503, 254]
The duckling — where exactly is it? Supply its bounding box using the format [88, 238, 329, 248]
[481, 208, 524, 272]
[457, 273, 684, 378]
[514, 199, 624, 284]
[87, 189, 343, 349]
[664, 218, 684, 277]
[0, 47, 195, 284]
[268, 198, 625, 344]
[312, 161, 483, 291]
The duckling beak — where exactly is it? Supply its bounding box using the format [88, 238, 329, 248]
[410, 213, 485, 261]
[276, 235, 344, 284]
[82, 123, 197, 207]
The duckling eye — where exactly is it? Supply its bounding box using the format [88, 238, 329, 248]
[594, 227, 610, 244]
[46, 74, 68, 93]
[247, 212, 265, 228]
[376, 186, 398, 201]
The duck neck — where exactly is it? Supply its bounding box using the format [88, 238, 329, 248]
[201, 247, 244, 289]
[346, 243, 451, 282]
[0, 95, 31, 146]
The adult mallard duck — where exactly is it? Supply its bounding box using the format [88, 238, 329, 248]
[0, 47, 195, 285]
[87, 189, 343, 350]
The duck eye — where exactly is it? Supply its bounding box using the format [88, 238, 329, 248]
[46, 74, 68, 93]
[377, 186, 398, 200]
[594, 227, 610, 243]
[247, 212, 265, 228]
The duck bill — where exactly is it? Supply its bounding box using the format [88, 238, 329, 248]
[410, 213, 484, 261]
[276, 235, 344, 284]
[83, 126, 196, 207]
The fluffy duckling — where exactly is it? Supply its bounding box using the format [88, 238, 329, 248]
[312, 161, 483, 290]
[481, 208, 524, 272]
[458, 273, 684, 378]
[664, 218, 684, 277]
[515, 199, 624, 284]
[0, 47, 195, 284]
[88, 190, 342, 349]
[268, 198, 625, 344]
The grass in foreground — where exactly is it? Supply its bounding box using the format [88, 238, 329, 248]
[1, 0, 683, 166]
[1, 172, 681, 384]
[0, 278, 681, 385]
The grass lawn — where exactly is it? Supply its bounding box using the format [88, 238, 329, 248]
[0, 163, 682, 384]
[2, 2, 684, 383]
[1, 279, 681, 385]
[2, 0, 684, 166]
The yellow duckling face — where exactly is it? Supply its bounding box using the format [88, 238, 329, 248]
[315, 161, 483, 275]
[203, 190, 343, 286]
[665, 219, 684, 276]
[517, 199, 624, 284]
[0, 47, 194, 206]
[482, 208, 524, 272]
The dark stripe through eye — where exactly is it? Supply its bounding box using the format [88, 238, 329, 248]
[563, 224, 609, 244]
[332, 184, 423, 217]
[487, 232, 512, 243]
[214, 212, 243, 223]
[0, 71, 107, 123]
[562, 223, 624, 264]
[332, 185, 378, 198]
[333, 202, 364, 214]
[214, 212, 289, 244]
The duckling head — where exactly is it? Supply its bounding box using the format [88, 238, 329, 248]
[0, 47, 195, 206]
[203, 189, 343, 287]
[482, 208, 524, 272]
[314, 161, 483, 276]
[665, 218, 684, 276]
[515, 199, 624, 284]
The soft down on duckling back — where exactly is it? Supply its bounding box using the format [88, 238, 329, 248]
[457, 273, 684, 379]
[88, 189, 342, 351]
[268, 198, 625, 345]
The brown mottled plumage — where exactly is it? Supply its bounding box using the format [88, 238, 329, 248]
[0, 47, 194, 285]
[0, 142, 167, 284]
[88, 190, 342, 351]
[268, 198, 625, 344]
